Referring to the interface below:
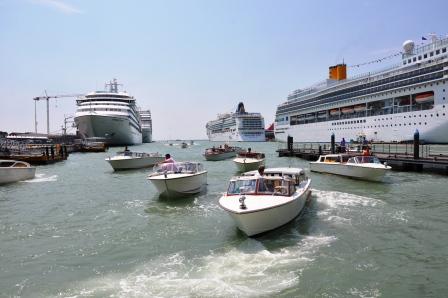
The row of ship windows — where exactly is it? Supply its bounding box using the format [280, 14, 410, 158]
[79, 108, 128, 112]
[329, 113, 446, 130]
[279, 64, 446, 113]
[404, 47, 447, 65]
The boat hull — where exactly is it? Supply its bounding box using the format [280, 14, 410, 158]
[220, 183, 311, 236]
[0, 167, 36, 184]
[75, 114, 142, 146]
[204, 151, 237, 161]
[233, 158, 265, 172]
[148, 171, 207, 198]
[106, 156, 164, 170]
[309, 162, 389, 182]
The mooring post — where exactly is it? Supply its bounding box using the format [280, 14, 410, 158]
[330, 133, 335, 154]
[287, 136, 293, 153]
[319, 145, 322, 156]
[413, 129, 419, 159]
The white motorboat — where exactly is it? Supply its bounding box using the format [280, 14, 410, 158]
[0, 160, 36, 184]
[233, 151, 265, 172]
[105, 150, 164, 170]
[219, 168, 311, 236]
[147, 162, 207, 197]
[204, 145, 242, 161]
[310, 154, 391, 182]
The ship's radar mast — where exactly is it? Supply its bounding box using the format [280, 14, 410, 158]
[105, 78, 122, 93]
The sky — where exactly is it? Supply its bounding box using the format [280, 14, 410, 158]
[1, 0, 447, 140]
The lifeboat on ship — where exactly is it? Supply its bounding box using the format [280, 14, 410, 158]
[354, 105, 366, 113]
[341, 106, 355, 114]
[305, 113, 315, 120]
[330, 109, 340, 116]
[415, 92, 434, 104]
[317, 111, 327, 118]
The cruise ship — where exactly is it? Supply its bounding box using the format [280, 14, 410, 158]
[139, 110, 153, 143]
[206, 102, 265, 142]
[275, 35, 448, 144]
[74, 79, 142, 145]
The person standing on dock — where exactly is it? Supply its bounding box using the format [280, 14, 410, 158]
[340, 138, 346, 153]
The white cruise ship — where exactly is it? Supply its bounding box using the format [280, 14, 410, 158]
[139, 110, 152, 143]
[275, 35, 448, 144]
[74, 79, 142, 145]
[206, 102, 265, 142]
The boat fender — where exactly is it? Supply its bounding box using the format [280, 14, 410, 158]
[239, 195, 247, 209]
[164, 170, 168, 178]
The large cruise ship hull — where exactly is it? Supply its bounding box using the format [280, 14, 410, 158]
[208, 131, 265, 142]
[142, 128, 152, 143]
[75, 115, 142, 145]
[275, 108, 448, 144]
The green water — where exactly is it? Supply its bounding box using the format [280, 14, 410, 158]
[0, 141, 447, 297]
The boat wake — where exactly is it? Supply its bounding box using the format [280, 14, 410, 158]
[22, 174, 58, 183]
[58, 235, 336, 297]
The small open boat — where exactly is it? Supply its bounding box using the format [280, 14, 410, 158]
[233, 151, 265, 172]
[147, 162, 207, 197]
[310, 154, 391, 182]
[105, 150, 164, 171]
[204, 145, 243, 161]
[0, 160, 36, 184]
[219, 168, 311, 236]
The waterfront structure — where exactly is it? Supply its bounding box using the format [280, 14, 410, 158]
[206, 102, 265, 142]
[275, 36, 448, 143]
[139, 110, 153, 143]
[75, 79, 142, 145]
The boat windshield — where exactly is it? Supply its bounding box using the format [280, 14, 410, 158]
[348, 156, 381, 164]
[227, 179, 257, 195]
[227, 177, 294, 196]
[257, 177, 293, 196]
[153, 162, 203, 174]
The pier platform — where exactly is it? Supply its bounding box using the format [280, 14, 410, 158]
[277, 142, 448, 175]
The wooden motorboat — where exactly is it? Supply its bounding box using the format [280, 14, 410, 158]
[0, 160, 36, 184]
[147, 162, 207, 197]
[219, 168, 311, 236]
[233, 151, 265, 172]
[310, 154, 391, 182]
[204, 145, 242, 161]
[105, 151, 164, 170]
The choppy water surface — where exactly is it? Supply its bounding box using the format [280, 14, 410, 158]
[1, 141, 447, 297]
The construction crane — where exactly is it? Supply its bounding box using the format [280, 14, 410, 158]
[33, 91, 83, 135]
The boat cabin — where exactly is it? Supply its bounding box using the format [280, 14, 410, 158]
[227, 176, 296, 197]
[347, 156, 381, 164]
[317, 154, 350, 163]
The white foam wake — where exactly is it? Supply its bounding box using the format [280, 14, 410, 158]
[23, 174, 58, 183]
[60, 235, 336, 297]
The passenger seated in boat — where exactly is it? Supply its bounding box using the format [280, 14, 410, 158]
[163, 153, 175, 163]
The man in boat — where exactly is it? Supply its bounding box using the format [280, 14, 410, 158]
[362, 146, 371, 156]
[256, 165, 265, 177]
[163, 153, 175, 163]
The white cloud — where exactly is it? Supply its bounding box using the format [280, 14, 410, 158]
[32, 0, 83, 14]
